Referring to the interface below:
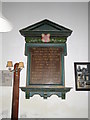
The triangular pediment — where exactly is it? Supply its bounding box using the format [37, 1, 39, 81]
[31, 24, 60, 31]
[19, 19, 72, 37]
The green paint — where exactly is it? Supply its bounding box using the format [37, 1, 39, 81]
[26, 54, 31, 86]
[19, 19, 72, 99]
[25, 37, 66, 43]
[25, 91, 30, 99]
[61, 54, 65, 86]
[25, 43, 67, 56]
[61, 92, 65, 99]
[19, 19, 72, 38]
[20, 86, 71, 99]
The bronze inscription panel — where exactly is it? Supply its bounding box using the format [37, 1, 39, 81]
[30, 47, 61, 84]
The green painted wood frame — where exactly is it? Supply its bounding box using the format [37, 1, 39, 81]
[25, 43, 67, 87]
[20, 86, 72, 99]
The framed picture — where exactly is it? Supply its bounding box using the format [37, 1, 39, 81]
[74, 62, 90, 91]
[0, 70, 12, 86]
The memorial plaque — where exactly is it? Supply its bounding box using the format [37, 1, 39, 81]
[30, 47, 62, 84]
[20, 19, 72, 99]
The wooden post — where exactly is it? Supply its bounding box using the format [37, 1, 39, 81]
[11, 63, 20, 120]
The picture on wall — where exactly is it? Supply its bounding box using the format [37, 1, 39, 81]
[74, 62, 90, 91]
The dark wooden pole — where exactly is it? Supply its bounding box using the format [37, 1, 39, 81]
[11, 63, 20, 120]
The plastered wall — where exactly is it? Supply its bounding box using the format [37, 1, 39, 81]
[0, 2, 2, 119]
[88, 1, 90, 120]
[1, 2, 88, 118]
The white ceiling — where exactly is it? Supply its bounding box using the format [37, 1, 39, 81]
[1, 0, 90, 2]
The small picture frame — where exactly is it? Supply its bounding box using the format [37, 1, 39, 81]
[74, 62, 90, 91]
[0, 70, 12, 86]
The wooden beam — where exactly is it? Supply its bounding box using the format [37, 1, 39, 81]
[11, 63, 20, 120]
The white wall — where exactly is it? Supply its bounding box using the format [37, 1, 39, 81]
[0, 1, 2, 70]
[88, 1, 90, 120]
[0, 1, 2, 119]
[0, 33, 2, 119]
[2, 2, 88, 118]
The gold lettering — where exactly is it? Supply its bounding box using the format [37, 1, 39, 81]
[30, 47, 61, 84]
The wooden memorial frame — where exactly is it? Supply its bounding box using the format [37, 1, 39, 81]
[19, 19, 72, 99]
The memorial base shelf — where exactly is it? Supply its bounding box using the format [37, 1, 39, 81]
[20, 85, 72, 99]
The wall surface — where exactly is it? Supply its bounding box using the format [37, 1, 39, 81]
[0, 1, 2, 119]
[2, 2, 88, 118]
[0, 33, 2, 119]
[88, 1, 90, 120]
[0, 1, 2, 70]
